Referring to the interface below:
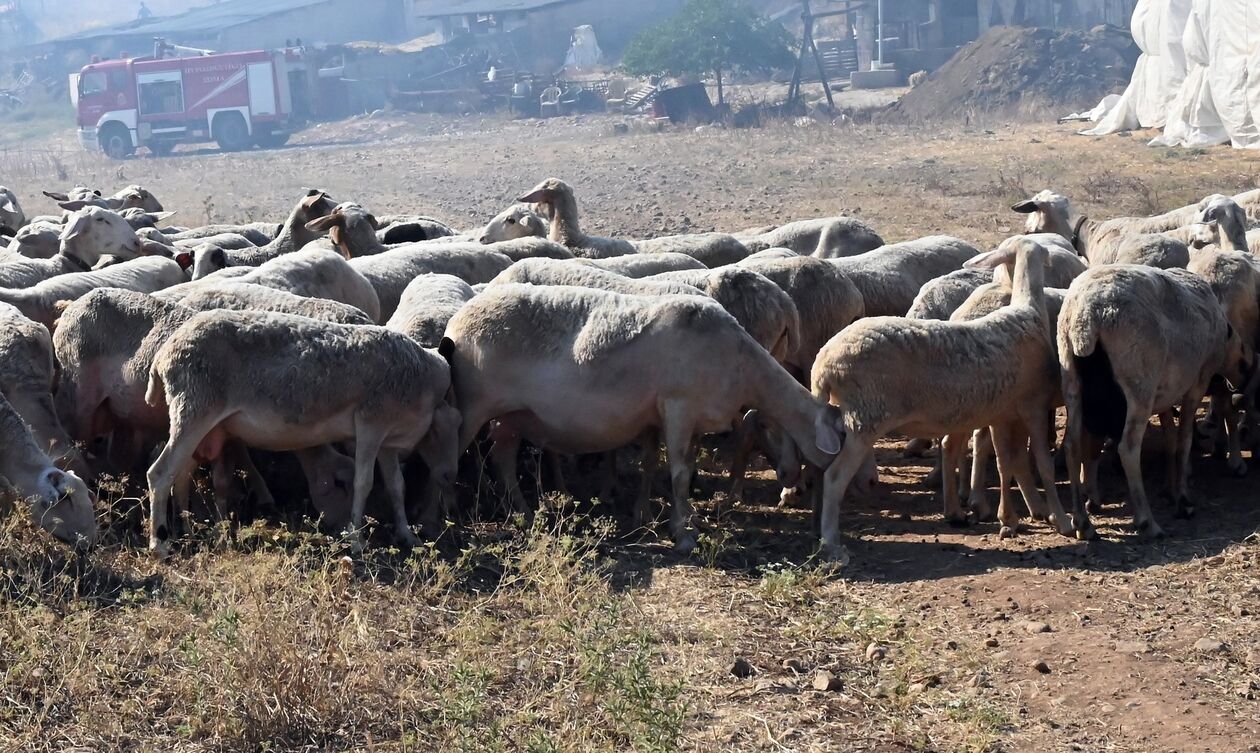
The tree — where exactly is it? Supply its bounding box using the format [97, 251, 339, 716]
[621, 0, 794, 106]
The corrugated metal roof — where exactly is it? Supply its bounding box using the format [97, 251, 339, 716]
[411, 0, 572, 17]
[53, 0, 337, 43]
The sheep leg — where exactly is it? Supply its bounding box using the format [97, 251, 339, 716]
[727, 409, 760, 503]
[966, 427, 995, 522]
[209, 456, 236, 522]
[345, 422, 387, 554]
[598, 450, 617, 505]
[1209, 388, 1246, 477]
[545, 451, 569, 496]
[1174, 393, 1205, 519]
[1026, 411, 1073, 536]
[660, 405, 698, 554]
[235, 444, 276, 511]
[940, 432, 968, 525]
[634, 430, 660, 529]
[1117, 411, 1164, 538]
[488, 436, 528, 514]
[1158, 411, 1180, 495]
[989, 423, 1024, 537]
[377, 449, 418, 547]
[145, 413, 222, 556]
[818, 438, 869, 564]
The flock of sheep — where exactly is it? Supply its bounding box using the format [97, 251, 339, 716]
[1, 177, 1258, 563]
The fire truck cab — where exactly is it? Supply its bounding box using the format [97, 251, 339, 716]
[74, 43, 297, 158]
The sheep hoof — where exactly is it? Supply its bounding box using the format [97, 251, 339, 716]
[1085, 500, 1104, 515]
[818, 542, 851, 567]
[1137, 519, 1167, 539]
[998, 525, 1017, 540]
[1049, 515, 1075, 537]
[945, 513, 970, 528]
[1073, 523, 1097, 541]
[778, 487, 801, 508]
[149, 538, 173, 560]
[971, 504, 996, 523]
[396, 528, 421, 548]
[674, 534, 697, 555]
[343, 529, 367, 555]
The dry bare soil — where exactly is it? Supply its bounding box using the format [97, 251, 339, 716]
[1, 112, 1258, 753]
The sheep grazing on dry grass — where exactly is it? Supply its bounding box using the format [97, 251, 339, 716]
[811, 237, 1072, 561]
[441, 283, 844, 552]
[0, 390, 97, 548]
[1058, 264, 1252, 539]
[738, 217, 885, 258]
[0, 303, 86, 474]
[143, 310, 461, 555]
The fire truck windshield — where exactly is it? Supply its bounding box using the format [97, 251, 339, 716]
[79, 72, 107, 96]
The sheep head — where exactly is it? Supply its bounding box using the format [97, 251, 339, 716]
[28, 467, 97, 549]
[59, 206, 145, 264]
[305, 202, 378, 259]
[479, 204, 546, 244]
[1011, 190, 1074, 237]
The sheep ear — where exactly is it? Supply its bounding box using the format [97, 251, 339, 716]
[306, 212, 343, 232]
[965, 249, 1007, 269]
[814, 405, 845, 456]
[438, 336, 455, 363]
[365, 213, 380, 230]
[43, 191, 70, 201]
[0, 197, 17, 212]
[149, 211, 177, 223]
[328, 226, 350, 258]
[57, 200, 92, 211]
[1011, 200, 1038, 213]
[519, 214, 536, 231]
[517, 188, 552, 204]
[59, 215, 88, 242]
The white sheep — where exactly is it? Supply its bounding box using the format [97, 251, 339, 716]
[0, 256, 187, 329]
[385, 274, 476, 348]
[0, 207, 161, 288]
[47, 184, 163, 213]
[190, 190, 338, 277]
[0, 186, 26, 232]
[811, 237, 1073, 561]
[478, 204, 548, 244]
[349, 244, 513, 320]
[738, 217, 885, 258]
[441, 283, 844, 552]
[0, 391, 96, 548]
[1058, 264, 1251, 539]
[827, 236, 981, 317]
[144, 310, 461, 555]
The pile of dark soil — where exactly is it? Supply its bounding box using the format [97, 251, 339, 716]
[881, 25, 1139, 123]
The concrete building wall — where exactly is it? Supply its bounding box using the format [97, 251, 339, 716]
[216, 0, 407, 51]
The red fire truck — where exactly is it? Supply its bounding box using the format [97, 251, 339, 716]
[73, 42, 301, 158]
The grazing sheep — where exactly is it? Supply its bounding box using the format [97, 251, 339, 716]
[0, 186, 26, 232]
[907, 268, 994, 320]
[738, 217, 885, 258]
[1012, 190, 1244, 265]
[191, 190, 337, 277]
[349, 245, 513, 320]
[1058, 264, 1251, 539]
[0, 207, 161, 288]
[6, 220, 61, 259]
[1186, 248, 1260, 473]
[310, 204, 573, 262]
[518, 178, 753, 265]
[48, 184, 163, 213]
[177, 282, 374, 325]
[478, 204, 548, 244]
[0, 256, 186, 329]
[385, 274, 476, 348]
[584, 253, 705, 276]
[376, 215, 457, 244]
[441, 283, 844, 552]
[163, 223, 279, 245]
[811, 237, 1073, 561]
[144, 310, 461, 555]
[0, 391, 97, 548]
[827, 236, 981, 316]
[517, 178, 635, 258]
[162, 248, 382, 322]
[0, 303, 86, 473]
[649, 266, 801, 361]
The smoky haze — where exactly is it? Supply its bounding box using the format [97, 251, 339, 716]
[20, 0, 210, 40]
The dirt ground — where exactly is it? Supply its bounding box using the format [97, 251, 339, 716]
[1, 111, 1258, 753]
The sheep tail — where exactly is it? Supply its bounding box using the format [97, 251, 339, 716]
[1064, 306, 1099, 358]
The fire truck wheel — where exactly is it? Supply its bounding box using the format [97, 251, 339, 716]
[255, 131, 290, 148]
[213, 113, 251, 152]
[98, 125, 134, 160]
